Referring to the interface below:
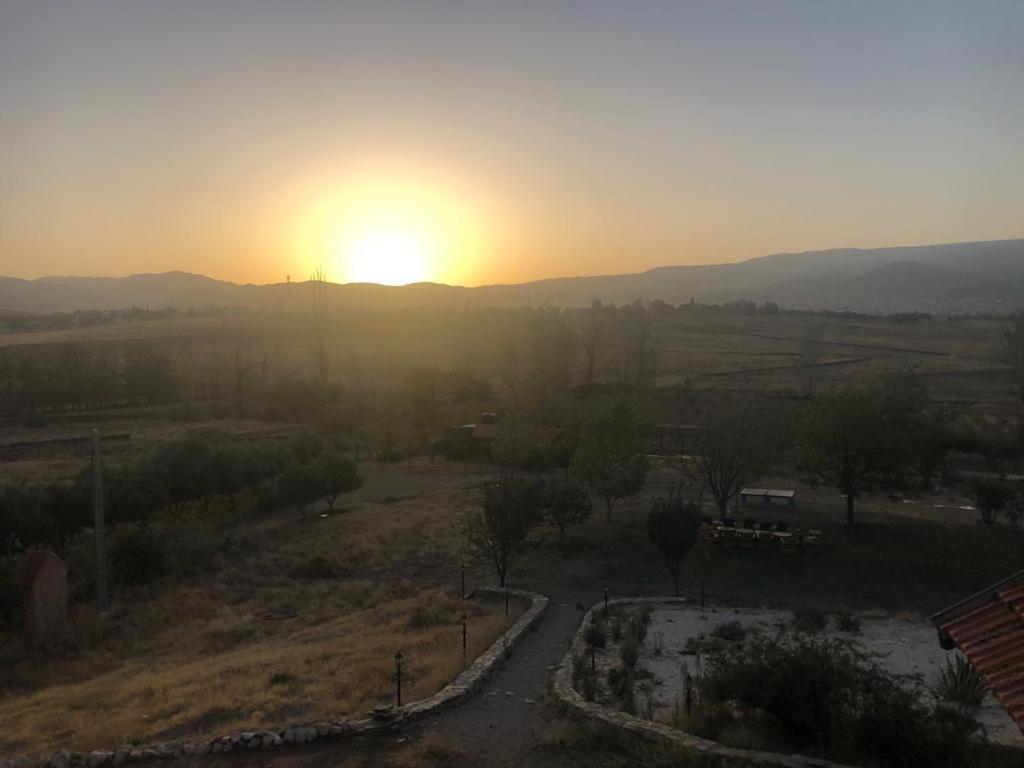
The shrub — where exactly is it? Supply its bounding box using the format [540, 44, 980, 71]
[607, 666, 636, 713]
[933, 654, 987, 709]
[710, 620, 746, 643]
[834, 610, 861, 634]
[701, 631, 980, 767]
[620, 637, 639, 669]
[269, 670, 300, 686]
[585, 617, 607, 649]
[791, 606, 827, 634]
[971, 479, 1011, 526]
[109, 523, 169, 587]
[611, 616, 623, 641]
[288, 556, 341, 580]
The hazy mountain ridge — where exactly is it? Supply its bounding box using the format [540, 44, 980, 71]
[1, 239, 1022, 314]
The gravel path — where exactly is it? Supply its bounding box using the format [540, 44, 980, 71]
[406, 597, 584, 766]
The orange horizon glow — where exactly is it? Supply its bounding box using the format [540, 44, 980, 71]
[2, 4, 1023, 287]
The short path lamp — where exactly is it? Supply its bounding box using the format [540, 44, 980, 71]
[394, 650, 404, 708]
[461, 613, 468, 663]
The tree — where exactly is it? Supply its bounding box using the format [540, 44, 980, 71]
[971, 479, 1011, 526]
[691, 406, 768, 520]
[646, 493, 701, 597]
[799, 332, 822, 398]
[619, 301, 656, 392]
[794, 373, 929, 525]
[1002, 312, 1024, 406]
[278, 461, 326, 518]
[310, 265, 330, 382]
[571, 399, 649, 519]
[463, 475, 542, 587]
[540, 478, 592, 544]
[580, 301, 605, 389]
[122, 345, 177, 405]
[316, 450, 363, 509]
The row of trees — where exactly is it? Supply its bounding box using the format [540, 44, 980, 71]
[0, 344, 178, 414]
[0, 431, 362, 558]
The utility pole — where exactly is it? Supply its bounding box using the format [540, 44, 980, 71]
[92, 430, 108, 613]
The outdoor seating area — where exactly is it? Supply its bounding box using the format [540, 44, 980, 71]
[701, 516, 821, 554]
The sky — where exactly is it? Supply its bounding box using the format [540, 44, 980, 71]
[1, 0, 1022, 287]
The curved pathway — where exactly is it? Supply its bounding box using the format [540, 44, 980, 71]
[409, 597, 583, 764]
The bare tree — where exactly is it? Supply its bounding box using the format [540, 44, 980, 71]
[619, 301, 656, 391]
[691, 406, 767, 520]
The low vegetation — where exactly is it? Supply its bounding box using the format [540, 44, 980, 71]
[697, 630, 981, 768]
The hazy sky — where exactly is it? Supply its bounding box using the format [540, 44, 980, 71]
[1, 1, 1022, 286]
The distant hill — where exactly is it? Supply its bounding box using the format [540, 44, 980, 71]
[1, 239, 1022, 314]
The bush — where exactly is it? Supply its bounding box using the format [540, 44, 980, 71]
[620, 637, 639, 669]
[711, 620, 747, 643]
[585, 617, 607, 648]
[288, 556, 341, 580]
[971, 479, 1012, 526]
[109, 523, 170, 587]
[701, 631, 980, 767]
[607, 665, 636, 713]
[791, 606, 827, 634]
[933, 654, 987, 709]
[834, 610, 861, 634]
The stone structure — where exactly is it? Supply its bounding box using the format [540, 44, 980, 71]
[552, 597, 860, 768]
[0, 587, 548, 768]
[18, 551, 68, 650]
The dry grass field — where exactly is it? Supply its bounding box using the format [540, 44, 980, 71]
[0, 476, 522, 756]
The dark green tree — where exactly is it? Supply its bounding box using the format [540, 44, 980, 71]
[463, 474, 543, 587]
[316, 450, 363, 509]
[571, 399, 648, 519]
[794, 373, 930, 525]
[646, 492, 702, 596]
[540, 478, 592, 544]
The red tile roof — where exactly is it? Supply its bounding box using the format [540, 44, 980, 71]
[933, 571, 1024, 732]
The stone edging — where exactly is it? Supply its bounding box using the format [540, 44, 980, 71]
[552, 597, 858, 768]
[1, 587, 548, 768]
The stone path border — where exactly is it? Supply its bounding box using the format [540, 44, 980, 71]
[552, 597, 858, 768]
[1, 587, 548, 768]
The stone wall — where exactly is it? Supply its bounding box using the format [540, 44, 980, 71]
[552, 597, 859, 768]
[0, 587, 548, 768]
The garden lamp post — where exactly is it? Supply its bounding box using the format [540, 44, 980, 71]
[462, 613, 468, 663]
[395, 651, 404, 708]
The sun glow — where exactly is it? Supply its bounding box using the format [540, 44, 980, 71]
[299, 176, 484, 286]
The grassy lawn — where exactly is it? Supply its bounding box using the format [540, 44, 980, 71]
[0, 483, 523, 756]
[517, 474, 1023, 617]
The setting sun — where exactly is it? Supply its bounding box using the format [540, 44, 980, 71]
[347, 227, 432, 285]
[297, 175, 486, 286]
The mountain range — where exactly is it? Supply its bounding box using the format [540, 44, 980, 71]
[1, 239, 1022, 315]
